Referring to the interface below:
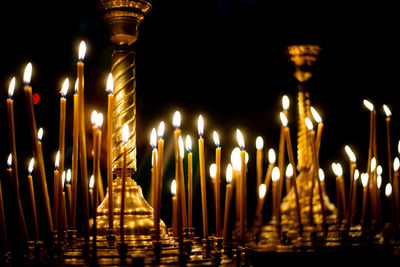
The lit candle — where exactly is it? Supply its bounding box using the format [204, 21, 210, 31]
[120, 124, 129, 242]
[198, 115, 208, 238]
[150, 128, 159, 240]
[351, 169, 360, 222]
[262, 149, 275, 211]
[77, 41, 90, 238]
[271, 167, 280, 218]
[231, 148, 241, 231]
[285, 164, 293, 196]
[71, 79, 79, 229]
[0, 175, 7, 251]
[65, 169, 72, 219]
[91, 111, 105, 203]
[186, 135, 193, 229]
[171, 179, 178, 238]
[310, 106, 323, 155]
[369, 157, 378, 222]
[177, 136, 186, 228]
[93, 112, 103, 239]
[256, 136, 264, 192]
[360, 173, 369, 225]
[385, 183, 394, 224]
[383, 105, 393, 186]
[210, 163, 217, 234]
[319, 169, 327, 196]
[393, 157, 399, 225]
[106, 73, 114, 230]
[236, 129, 246, 244]
[345, 145, 357, 224]
[61, 171, 68, 231]
[58, 78, 69, 189]
[23, 63, 53, 232]
[156, 121, 165, 232]
[223, 164, 233, 246]
[332, 163, 347, 221]
[27, 158, 39, 241]
[280, 112, 302, 229]
[255, 183, 267, 225]
[213, 131, 221, 237]
[89, 175, 94, 215]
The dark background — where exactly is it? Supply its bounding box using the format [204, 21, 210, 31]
[1, 0, 400, 244]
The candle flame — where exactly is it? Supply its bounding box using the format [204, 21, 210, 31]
[74, 79, 79, 94]
[38, 128, 44, 142]
[371, 157, 377, 173]
[236, 129, 245, 150]
[285, 163, 293, 178]
[158, 121, 165, 138]
[78, 41, 86, 61]
[106, 73, 113, 94]
[66, 169, 71, 184]
[394, 157, 400, 172]
[377, 175, 382, 189]
[385, 183, 392, 197]
[319, 168, 325, 181]
[171, 179, 176, 196]
[332, 162, 343, 177]
[282, 95, 290, 111]
[62, 171, 66, 188]
[7, 154, 12, 168]
[226, 164, 233, 184]
[398, 140, 400, 155]
[28, 158, 34, 174]
[122, 124, 129, 144]
[60, 78, 69, 97]
[361, 173, 369, 188]
[185, 135, 192, 152]
[354, 169, 360, 181]
[256, 136, 264, 150]
[150, 128, 157, 148]
[383, 104, 391, 117]
[95, 113, 103, 129]
[198, 115, 204, 137]
[89, 175, 94, 190]
[258, 184, 266, 199]
[209, 164, 216, 180]
[23, 62, 32, 85]
[268, 148, 276, 164]
[213, 131, 220, 147]
[178, 135, 184, 158]
[8, 77, 15, 98]
[377, 165, 383, 176]
[271, 167, 280, 182]
[363, 99, 374, 111]
[305, 118, 314, 131]
[55, 151, 60, 169]
[344, 145, 356, 163]
[280, 112, 288, 127]
[91, 110, 98, 126]
[310, 107, 322, 124]
[231, 147, 241, 171]
[172, 111, 181, 129]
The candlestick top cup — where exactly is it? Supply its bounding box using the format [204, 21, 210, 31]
[99, 0, 152, 45]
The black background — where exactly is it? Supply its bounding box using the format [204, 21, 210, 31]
[1, 0, 400, 244]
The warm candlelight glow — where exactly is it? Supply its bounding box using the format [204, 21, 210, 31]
[173, 111, 181, 129]
[213, 131, 220, 147]
[89, 175, 94, 190]
[23, 62, 32, 85]
[8, 77, 15, 98]
[158, 121, 165, 138]
[7, 154, 12, 168]
[209, 164, 217, 180]
[285, 163, 293, 178]
[198, 115, 204, 137]
[66, 169, 71, 184]
[319, 168, 325, 181]
[394, 157, 400, 172]
[91, 110, 98, 126]
[256, 136, 264, 150]
[354, 169, 360, 181]
[178, 136, 184, 158]
[55, 151, 60, 169]
[226, 164, 232, 184]
[28, 158, 35, 174]
[398, 141, 400, 155]
[363, 99, 374, 111]
[310, 107, 322, 123]
[361, 173, 369, 188]
[95, 113, 103, 129]
[332, 162, 343, 177]
[305, 118, 314, 131]
[122, 124, 129, 144]
[236, 129, 245, 150]
[171, 179, 176, 197]
[231, 147, 241, 171]
[282, 95, 290, 111]
[106, 73, 113, 94]
[74, 79, 79, 94]
[185, 135, 192, 152]
[258, 184, 266, 199]
[150, 128, 157, 148]
[280, 112, 288, 127]
[383, 104, 392, 117]
[344, 145, 357, 163]
[60, 78, 69, 98]
[377, 165, 383, 176]
[268, 148, 276, 164]
[371, 157, 377, 173]
[385, 183, 392, 197]
[78, 41, 86, 61]
[38, 128, 44, 142]
[272, 167, 280, 182]
[377, 175, 382, 189]
[62, 171, 66, 188]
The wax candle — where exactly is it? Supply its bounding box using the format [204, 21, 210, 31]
[393, 158, 399, 225]
[231, 148, 241, 232]
[332, 163, 346, 221]
[351, 169, 359, 223]
[369, 157, 378, 222]
[345, 145, 357, 223]
[213, 131, 221, 237]
[120, 124, 129, 242]
[385, 183, 394, 224]
[177, 136, 186, 228]
[285, 164, 293, 196]
[198, 115, 208, 238]
[58, 78, 69, 188]
[363, 100, 375, 222]
[360, 173, 369, 225]
[27, 158, 39, 241]
[77, 41, 90, 238]
[54, 151, 63, 231]
[61, 172, 68, 231]
[236, 129, 246, 244]
[106, 73, 114, 230]
[156, 121, 165, 232]
[319, 169, 327, 196]
[255, 183, 266, 225]
[310, 107, 323, 155]
[383, 105, 393, 185]
[0, 178, 7, 251]
[223, 164, 233, 246]
[71, 80, 79, 229]
[150, 128, 159, 240]
[209, 163, 217, 234]
[23, 63, 53, 232]
[65, 169, 72, 218]
[171, 180, 177, 238]
[256, 136, 264, 192]
[186, 135, 193, 229]
[89, 175, 94, 215]
[271, 167, 280, 218]
[93, 112, 103, 239]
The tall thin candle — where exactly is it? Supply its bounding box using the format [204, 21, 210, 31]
[213, 131, 221, 237]
[150, 128, 159, 240]
[65, 169, 72, 218]
[223, 164, 233, 246]
[71, 80, 79, 229]
[256, 136, 264, 192]
[93, 112, 103, 240]
[106, 73, 114, 230]
[236, 129, 246, 244]
[58, 78, 69, 189]
[186, 135, 193, 229]
[198, 115, 208, 238]
[0, 178, 7, 251]
[27, 158, 39, 241]
[171, 180, 177, 238]
[156, 122, 165, 232]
